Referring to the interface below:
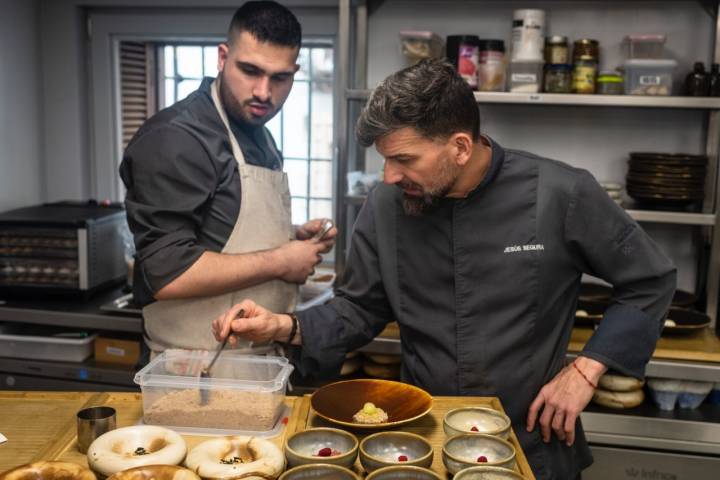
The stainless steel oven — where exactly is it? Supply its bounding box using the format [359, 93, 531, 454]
[0, 201, 127, 295]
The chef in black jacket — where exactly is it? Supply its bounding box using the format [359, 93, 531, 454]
[211, 59, 676, 479]
[120, 1, 335, 354]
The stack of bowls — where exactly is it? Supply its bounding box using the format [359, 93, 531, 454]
[626, 152, 707, 208]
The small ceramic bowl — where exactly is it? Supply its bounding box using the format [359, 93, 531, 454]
[442, 434, 516, 475]
[443, 407, 511, 438]
[285, 427, 359, 469]
[453, 465, 526, 480]
[278, 463, 361, 480]
[365, 465, 444, 480]
[359, 431, 433, 473]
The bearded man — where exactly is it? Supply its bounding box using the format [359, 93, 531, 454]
[211, 59, 676, 479]
[120, 1, 336, 354]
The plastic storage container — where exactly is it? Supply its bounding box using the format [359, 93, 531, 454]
[0, 323, 96, 362]
[624, 59, 677, 95]
[134, 351, 294, 435]
[509, 60, 543, 93]
[399, 30, 443, 62]
[624, 34, 666, 59]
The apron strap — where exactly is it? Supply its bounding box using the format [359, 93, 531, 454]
[211, 78, 246, 166]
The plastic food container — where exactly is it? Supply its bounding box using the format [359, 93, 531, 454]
[134, 351, 294, 435]
[647, 378, 713, 410]
[399, 31, 443, 62]
[509, 60, 543, 93]
[0, 323, 96, 362]
[624, 34, 666, 59]
[624, 59, 677, 95]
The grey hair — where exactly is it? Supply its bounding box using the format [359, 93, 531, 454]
[355, 59, 480, 147]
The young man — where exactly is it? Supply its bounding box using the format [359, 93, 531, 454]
[120, 1, 336, 354]
[212, 59, 676, 478]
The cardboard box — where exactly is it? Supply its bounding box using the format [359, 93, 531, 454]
[94, 336, 141, 365]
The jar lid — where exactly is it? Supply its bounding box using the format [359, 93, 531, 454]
[478, 39, 505, 52]
[574, 38, 599, 46]
[597, 73, 623, 83]
[546, 35, 568, 44]
[447, 35, 480, 43]
[547, 64, 573, 71]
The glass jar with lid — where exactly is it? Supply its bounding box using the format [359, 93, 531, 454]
[573, 39, 599, 62]
[545, 36, 569, 65]
[544, 64, 572, 93]
[597, 71, 624, 95]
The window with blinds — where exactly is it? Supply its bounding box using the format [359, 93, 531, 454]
[119, 41, 157, 149]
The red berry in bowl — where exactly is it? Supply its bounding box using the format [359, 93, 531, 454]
[477, 455, 488, 463]
[317, 447, 332, 457]
[470, 426, 479, 432]
[398, 455, 408, 462]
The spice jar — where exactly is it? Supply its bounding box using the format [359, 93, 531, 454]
[573, 39, 599, 62]
[597, 72, 624, 95]
[545, 36, 569, 65]
[477, 39, 506, 92]
[447, 35, 480, 90]
[544, 64, 572, 93]
[572, 39, 599, 94]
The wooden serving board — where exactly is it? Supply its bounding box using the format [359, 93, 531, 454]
[0, 392, 98, 472]
[569, 326, 720, 363]
[295, 394, 536, 479]
[52, 392, 300, 467]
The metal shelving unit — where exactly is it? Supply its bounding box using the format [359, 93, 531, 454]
[335, 0, 720, 327]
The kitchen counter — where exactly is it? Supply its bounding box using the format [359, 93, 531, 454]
[0, 391, 536, 479]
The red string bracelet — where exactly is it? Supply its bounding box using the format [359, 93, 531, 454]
[572, 360, 598, 389]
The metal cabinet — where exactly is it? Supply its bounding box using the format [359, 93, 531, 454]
[333, 0, 720, 328]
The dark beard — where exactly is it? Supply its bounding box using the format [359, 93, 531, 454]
[218, 73, 273, 128]
[402, 193, 438, 216]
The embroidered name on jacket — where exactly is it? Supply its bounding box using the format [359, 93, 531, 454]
[503, 244, 545, 253]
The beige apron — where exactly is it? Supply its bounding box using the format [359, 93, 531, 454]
[143, 79, 298, 353]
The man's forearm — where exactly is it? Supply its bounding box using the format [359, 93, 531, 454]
[154, 249, 285, 300]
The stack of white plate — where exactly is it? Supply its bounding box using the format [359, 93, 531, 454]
[600, 181, 623, 206]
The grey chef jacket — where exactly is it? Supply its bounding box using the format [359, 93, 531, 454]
[120, 77, 282, 307]
[294, 138, 676, 479]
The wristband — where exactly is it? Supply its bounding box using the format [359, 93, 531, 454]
[572, 360, 598, 389]
[283, 313, 298, 347]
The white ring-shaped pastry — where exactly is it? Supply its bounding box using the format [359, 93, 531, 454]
[185, 436, 285, 479]
[87, 425, 187, 477]
[0, 461, 96, 480]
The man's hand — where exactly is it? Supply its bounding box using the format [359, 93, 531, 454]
[211, 300, 293, 347]
[295, 218, 337, 253]
[274, 240, 328, 283]
[526, 357, 607, 446]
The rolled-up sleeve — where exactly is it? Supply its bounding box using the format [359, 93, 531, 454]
[120, 125, 217, 303]
[295, 191, 394, 378]
[564, 171, 677, 378]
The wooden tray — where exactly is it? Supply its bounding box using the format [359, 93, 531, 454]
[293, 394, 536, 479]
[52, 392, 301, 467]
[0, 392, 97, 472]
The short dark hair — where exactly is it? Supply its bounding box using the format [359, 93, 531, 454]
[228, 1, 302, 48]
[356, 59, 480, 147]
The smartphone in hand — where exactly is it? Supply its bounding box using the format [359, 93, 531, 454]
[312, 219, 334, 242]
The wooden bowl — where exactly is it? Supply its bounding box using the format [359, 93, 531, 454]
[107, 466, 199, 480]
[0, 462, 96, 480]
[310, 379, 432, 430]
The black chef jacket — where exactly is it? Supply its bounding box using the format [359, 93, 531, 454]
[294, 137, 676, 479]
[119, 77, 282, 307]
